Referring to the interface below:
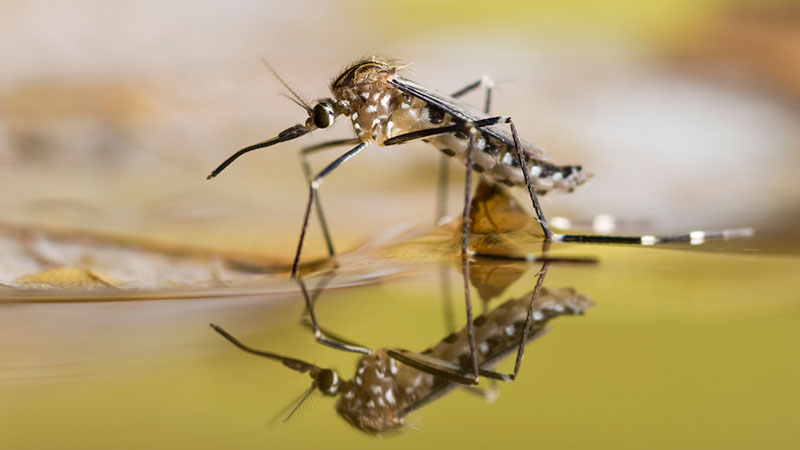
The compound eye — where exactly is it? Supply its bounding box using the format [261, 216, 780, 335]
[312, 103, 332, 129]
[317, 369, 339, 395]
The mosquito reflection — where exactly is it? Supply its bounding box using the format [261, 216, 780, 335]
[211, 255, 592, 435]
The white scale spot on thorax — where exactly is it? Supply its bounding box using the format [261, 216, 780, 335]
[385, 389, 396, 405]
[533, 311, 544, 321]
[367, 399, 375, 409]
[380, 94, 391, 108]
[389, 359, 398, 375]
[502, 152, 514, 165]
[504, 325, 515, 337]
[530, 165, 542, 177]
[552, 171, 563, 182]
[366, 104, 378, 113]
[479, 342, 490, 354]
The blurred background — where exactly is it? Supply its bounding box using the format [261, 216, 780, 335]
[1, 0, 798, 260]
[2, 1, 799, 449]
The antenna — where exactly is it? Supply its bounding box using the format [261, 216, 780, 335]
[262, 58, 311, 113]
[268, 382, 318, 424]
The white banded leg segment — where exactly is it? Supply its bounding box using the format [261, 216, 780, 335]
[291, 142, 369, 278]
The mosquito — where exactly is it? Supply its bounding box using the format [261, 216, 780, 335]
[207, 55, 752, 383]
[210, 261, 592, 434]
[207, 55, 751, 273]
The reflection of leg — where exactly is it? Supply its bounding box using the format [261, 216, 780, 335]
[297, 270, 368, 350]
[296, 277, 372, 355]
[386, 258, 554, 384]
[436, 76, 494, 225]
[297, 269, 337, 326]
[460, 129, 480, 383]
[298, 138, 361, 257]
[506, 259, 551, 380]
[438, 263, 456, 334]
[291, 142, 368, 278]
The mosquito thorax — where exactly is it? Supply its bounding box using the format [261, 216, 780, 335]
[336, 350, 404, 434]
[316, 368, 340, 396]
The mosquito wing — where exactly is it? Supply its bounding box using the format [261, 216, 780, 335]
[388, 77, 551, 161]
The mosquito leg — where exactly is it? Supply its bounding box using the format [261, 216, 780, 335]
[296, 276, 372, 355]
[299, 139, 362, 257]
[505, 117, 554, 240]
[436, 76, 494, 225]
[383, 116, 508, 147]
[384, 129, 483, 386]
[435, 153, 450, 226]
[455, 213, 553, 383]
[291, 142, 368, 279]
[435, 78, 495, 334]
[504, 119, 755, 245]
[449, 75, 494, 114]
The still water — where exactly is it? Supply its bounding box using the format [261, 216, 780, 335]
[2, 225, 799, 449]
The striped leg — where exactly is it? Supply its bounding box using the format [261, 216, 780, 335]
[298, 138, 361, 257]
[436, 76, 495, 225]
[292, 142, 368, 278]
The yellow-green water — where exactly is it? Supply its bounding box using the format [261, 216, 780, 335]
[3, 240, 798, 449]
